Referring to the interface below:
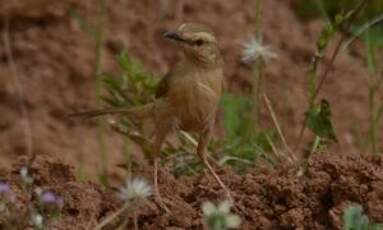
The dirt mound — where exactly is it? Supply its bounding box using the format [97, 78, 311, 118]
[1, 152, 381, 229]
[0, 156, 118, 229]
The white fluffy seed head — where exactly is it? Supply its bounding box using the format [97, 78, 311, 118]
[119, 177, 152, 202]
[241, 37, 277, 63]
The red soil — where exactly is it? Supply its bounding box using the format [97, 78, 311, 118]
[1, 152, 383, 229]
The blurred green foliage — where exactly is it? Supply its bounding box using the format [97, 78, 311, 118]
[220, 93, 277, 173]
[101, 52, 159, 159]
[343, 204, 383, 230]
[296, 0, 383, 23]
[102, 52, 158, 108]
[296, 0, 383, 45]
[221, 94, 250, 140]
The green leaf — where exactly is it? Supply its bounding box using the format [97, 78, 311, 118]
[342, 204, 383, 230]
[220, 93, 250, 139]
[306, 99, 337, 142]
[316, 23, 336, 51]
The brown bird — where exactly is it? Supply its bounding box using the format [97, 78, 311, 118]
[71, 23, 232, 210]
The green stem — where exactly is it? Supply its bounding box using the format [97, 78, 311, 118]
[310, 136, 321, 154]
[250, 0, 263, 135]
[94, 0, 109, 186]
[368, 87, 377, 153]
[366, 28, 378, 153]
[122, 136, 132, 180]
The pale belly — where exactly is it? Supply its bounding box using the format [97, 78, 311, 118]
[168, 80, 219, 132]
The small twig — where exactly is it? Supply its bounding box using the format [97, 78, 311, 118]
[264, 134, 283, 162]
[218, 156, 252, 166]
[94, 204, 129, 230]
[263, 94, 296, 162]
[2, 14, 34, 166]
[180, 131, 198, 146]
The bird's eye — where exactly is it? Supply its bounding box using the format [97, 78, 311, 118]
[195, 39, 204, 46]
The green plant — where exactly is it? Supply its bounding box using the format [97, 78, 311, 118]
[214, 0, 287, 173]
[295, 0, 370, 155]
[219, 93, 276, 173]
[100, 52, 158, 158]
[364, 28, 383, 153]
[297, 0, 383, 154]
[69, 0, 110, 186]
[341, 12, 383, 153]
[343, 204, 383, 230]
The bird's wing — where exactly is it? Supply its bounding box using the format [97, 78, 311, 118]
[155, 72, 172, 98]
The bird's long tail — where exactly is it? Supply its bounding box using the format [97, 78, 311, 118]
[68, 103, 154, 120]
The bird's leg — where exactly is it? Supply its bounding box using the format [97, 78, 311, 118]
[197, 129, 234, 203]
[152, 131, 172, 213]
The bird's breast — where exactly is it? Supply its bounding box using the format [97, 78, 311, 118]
[168, 72, 222, 132]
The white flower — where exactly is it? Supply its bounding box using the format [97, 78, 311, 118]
[202, 201, 216, 216]
[119, 178, 152, 202]
[34, 187, 43, 196]
[241, 37, 277, 63]
[20, 167, 33, 184]
[20, 167, 28, 178]
[31, 213, 44, 228]
[202, 200, 241, 229]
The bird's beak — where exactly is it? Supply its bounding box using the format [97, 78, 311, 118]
[163, 31, 185, 42]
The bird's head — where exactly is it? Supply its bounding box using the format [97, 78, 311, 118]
[164, 23, 222, 67]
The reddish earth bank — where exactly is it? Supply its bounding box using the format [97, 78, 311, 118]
[0, 0, 382, 229]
